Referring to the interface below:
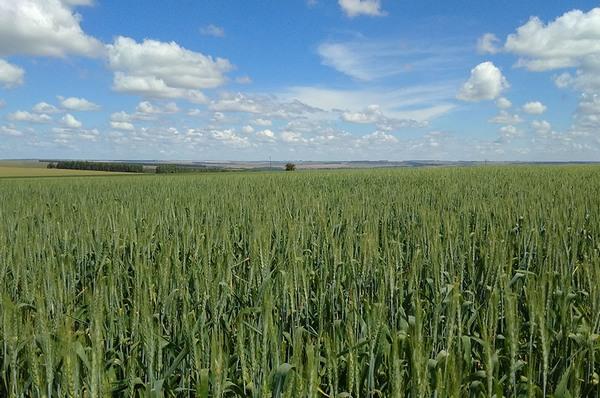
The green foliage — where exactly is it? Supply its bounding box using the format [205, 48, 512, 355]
[156, 163, 178, 174]
[156, 164, 225, 174]
[51, 160, 144, 173]
[285, 163, 296, 171]
[1, 166, 599, 397]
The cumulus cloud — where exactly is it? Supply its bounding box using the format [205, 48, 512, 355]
[251, 118, 272, 126]
[457, 61, 509, 101]
[59, 96, 100, 111]
[489, 110, 523, 125]
[496, 97, 512, 109]
[341, 104, 426, 130]
[570, 93, 600, 135]
[477, 33, 501, 54]
[0, 59, 24, 88]
[7, 110, 52, 123]
[531, 120, 552, 135]
[280, 130, 306, 143]
[33, 102, 61, 114]
[498, 125, 521, 140]
[0, 0, 103, 58]
[61, 113, 82, 128]
[241, 125, 255, 134]
[136, 101, 179, 114]
[110, 121, 135, 131]
[505, 8, 600, 72]
[210, 92, 321, 119]
[256, 129, 276, 141]
[522, 101, 547, 114]
[342, 105, 382, 124]
[0, 124, 24, 136]
[210, 129, 250, 148]
[107, 36, 232, 102]
[338, 0, 386, 18]
[200, 24, 225, 38]
[503, 7, 600, 111]
[52, 126, 99, 143]
[358, 131, 398, 144]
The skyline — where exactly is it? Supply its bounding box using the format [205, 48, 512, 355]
[1, 1, 600, 161]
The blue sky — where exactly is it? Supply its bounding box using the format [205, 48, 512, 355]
[1, 0, 600, 161]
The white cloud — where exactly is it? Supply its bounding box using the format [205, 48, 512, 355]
[7, 111, 52, 123]
[111, 121, 135, 131]
[499, 125, 521, 140]
[338, 0, 386, 18]
[210, 92, 321, 119]
[163, 102, 179, 113]
[107, 36, 232, 102]
[59, 96, 100, 111]
[280, 130, 306, 143]
[317, 39, 462, 81]
[210, 93, 262, 113]
[522, 101, 547, 114]
[570, 93, 600, 136]
[200, 24, 225, 38]
[110, 111, 136, 123]
[0, 124, 24, 136]
[251, 118, 272, 126]
[342, 105, 382, 124]
[505, 9, 600, 72]
[358, 131, 398, 144]
[553, 72, 573, 89]
[457, 61, 509, 101]
[61, 113, 82, 128]
[0, 59, 24, 87]
[256, 129, 276, 141]
[341, 104, 426, 130]
[241, 125, 254, 134]
[136, 101, 178, 114]
[52, 126, 99, 143]
[210, 129, 250, 148]
[531, 120, 552, 135]
[33, 102, 61, 114]
[137, 101, 159, 114]
[489, 110, 523, 125]
[286, 84, 456, 122]
[212, 112, 225, 122]
[0, 0, 103, 58]
[109, 102, 179, 126]
[477, 33, 500, 54]
[496, 97, 512, 109]
[318, 42, 373, 81]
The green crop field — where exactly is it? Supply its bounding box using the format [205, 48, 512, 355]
[1, 166, 599, 397]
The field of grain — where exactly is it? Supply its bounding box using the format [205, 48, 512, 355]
[1, 166, 599, 397]
[0, 165, 126, 178]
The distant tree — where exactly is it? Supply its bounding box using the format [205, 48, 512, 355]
[156, 164, 178, 174]
[285, 163, 296, 171]
[52, 161, 143, 173]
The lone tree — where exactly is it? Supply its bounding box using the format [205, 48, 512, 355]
[285, 163, 296, 171]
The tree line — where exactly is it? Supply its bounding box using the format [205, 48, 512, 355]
[47, 161, 144, 173]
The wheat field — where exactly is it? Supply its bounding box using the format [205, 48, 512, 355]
[1, 166, 599, 397]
